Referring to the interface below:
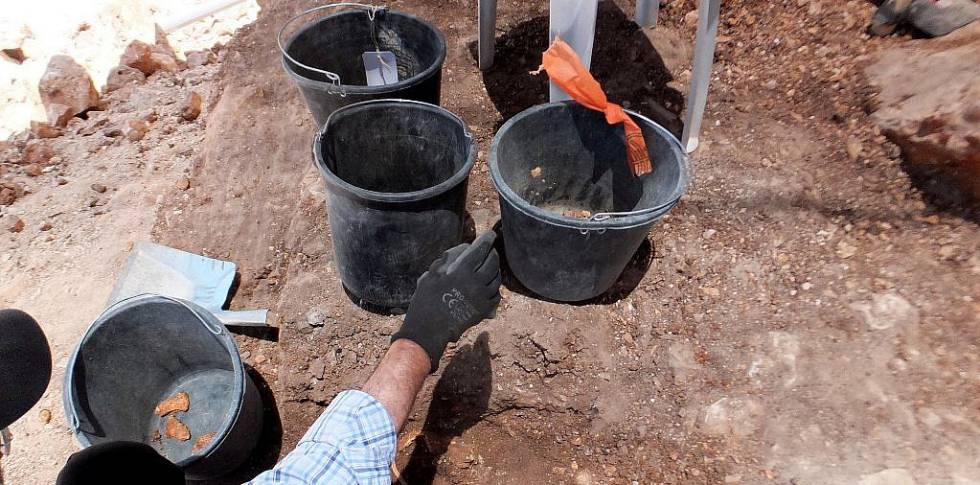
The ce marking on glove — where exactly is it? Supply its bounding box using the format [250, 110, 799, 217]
[442, 288, 477, 322]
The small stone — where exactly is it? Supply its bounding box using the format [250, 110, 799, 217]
[836, 240, 857, 259]
[185, 50, 213, 68]
[253, 354, 268, 365]
[859, 468, 917, 485]
[39, 409, 52, 424]
[104, 65, 145, 92]
[724, 475, 742, 483]
[154, 391, 190, 417]
[701, 396, 764, 437]
[124, 118, 150, 142]
[801, 282, 813, 291]
[2, 48, 25, 64]
[700, 286, 720, 298]
[530, 166, 542, 178]
[164, 415, 191, 441]
[176, 177, 191, 191]
[120, 40, 178, 75]
[90, 183, 107, 193]
[0, 187, 17, 205]
[2, 215, 25, 233]
[309, 358, 327, 380]
[21, 140, 54, 165]
[46, 104, 74, 128]
[685, 9, 700, 25]
[30, 121, 63, 139]
[192, 432, 215, 453]
[38, 55, 100, 127]
[702, 228, 716, 239]
[24, 164, 42, 177]
[846, 138, 862, 161]
[306, 308, 329, 327]
[181, 92, 203, 121]
[310, 387, 331, 404]
[850, 292, 920, 330]
[40, 222, 53, 232]
[574, 471, 594, 485]
[938, 244, 956, 260]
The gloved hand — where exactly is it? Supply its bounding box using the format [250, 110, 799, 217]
[392, 231, 502, 373]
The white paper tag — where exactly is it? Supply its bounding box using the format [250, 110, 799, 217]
[363, 51, 399, 86]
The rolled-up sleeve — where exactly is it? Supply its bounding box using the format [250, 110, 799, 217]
[246, 390, 396, 485]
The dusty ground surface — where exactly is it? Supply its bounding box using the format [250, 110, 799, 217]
[2, 0, 979, 484]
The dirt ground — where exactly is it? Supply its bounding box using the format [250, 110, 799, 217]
[2, 0, 979, 484]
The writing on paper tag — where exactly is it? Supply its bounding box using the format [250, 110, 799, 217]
[362, 51, 399, 86]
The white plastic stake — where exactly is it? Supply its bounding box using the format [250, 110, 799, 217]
[479, 0, 498, 71]
[549, 0, 599, 102]
[681, 0, 720, 153]
[159, 0, 248, 33]
[635, 0, 660, 28]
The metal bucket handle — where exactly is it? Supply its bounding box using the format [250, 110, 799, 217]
[587, 110, 689, 225]
[64, 294, 224, 433]
[277, 3, 388, 96]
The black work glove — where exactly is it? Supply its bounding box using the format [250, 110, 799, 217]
[392, 231, 502, 373]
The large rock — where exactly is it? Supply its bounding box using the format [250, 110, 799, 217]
[907, 0, 980, 37]
[120, 40, 179, 76]
[867, 22, 980, 201]
[872, 0, 980, 37]
[38, 55, 100, 127]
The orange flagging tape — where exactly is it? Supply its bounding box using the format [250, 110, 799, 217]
[533, 37, 652, 176]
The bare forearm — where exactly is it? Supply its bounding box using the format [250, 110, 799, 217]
[361, 339, 430, 431]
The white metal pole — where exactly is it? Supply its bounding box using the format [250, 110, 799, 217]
[479, 0, 499, 71]
[635, 0, 660, 28]
[681, 0, 720, 153]
[159, 0, 248, 33]
[549, 0, 599, 102]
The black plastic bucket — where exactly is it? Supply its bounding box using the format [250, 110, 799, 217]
[489, 102, 688, 302]
[280, 4, 447, 127]
[314, 99, 474, 309]
[63, 294, 263, 480]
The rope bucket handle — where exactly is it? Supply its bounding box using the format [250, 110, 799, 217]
[277, 3, 388, 96]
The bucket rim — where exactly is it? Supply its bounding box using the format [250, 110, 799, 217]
[282, 8, 447, 95]
[313, 98, 475, 203]
[488, 101, 688, 230]
[62, 294, 247, 467]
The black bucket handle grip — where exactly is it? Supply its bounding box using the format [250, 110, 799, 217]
[277, 3, 387, 96]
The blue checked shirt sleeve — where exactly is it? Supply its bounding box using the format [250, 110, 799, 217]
[245, 390, 397, 485]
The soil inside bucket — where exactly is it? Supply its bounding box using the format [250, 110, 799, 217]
[322, 103, 470, 193]
[494, 104, 686, 223]
[286, 10, 442, 86]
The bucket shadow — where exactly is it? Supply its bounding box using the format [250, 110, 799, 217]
[496, 220, 654, 306]
[196, 366, 282, 485]
[399, 332, 493, 483]
[470, 2, 684, 134]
